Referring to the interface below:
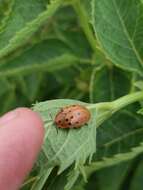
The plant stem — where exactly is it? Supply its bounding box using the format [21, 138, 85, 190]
[88, 91, 143, 127]
[71, 0, 97, 54]
[112, 91, 143, 112]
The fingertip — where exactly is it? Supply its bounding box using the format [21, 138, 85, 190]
[0, 107, 45, 190]
[15, 107, 45, 139]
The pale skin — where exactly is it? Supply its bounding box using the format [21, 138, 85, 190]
[0, 108, 44, 190]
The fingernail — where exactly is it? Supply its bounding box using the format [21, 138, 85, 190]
[0, 109, 19, 125]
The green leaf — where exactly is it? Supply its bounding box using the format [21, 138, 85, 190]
[83, 0, 92, 20]
[0, 0, 14, 31]
[92, 0, 143, 74]
[29, 167, 74, 190]
[84, 104, 143, 175]
[0, 22, 93, 77]
[0, 0, 63, 59]
[0, 78, 15, 114]
[14, 74, 43, 102]
[90, 65, 131, 103]
[86, 162, 131, 190]
[32, 99, 96, 189]
[71, 0, 97, 54]
[130, 156, 143, 190]
[134, 81, 143, 90]
[30, 168, 53, 190]
[73, 178, 85, 190]
[0, 39, 79, 77]
[64, 169, 80, 190]
[137, 108, 143, 115]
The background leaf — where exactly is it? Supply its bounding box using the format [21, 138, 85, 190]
[0, 0, 63, 59]
[92, 0, 143, 74]
[0, 0, 14, 31]
[86, 161, 131, 190]
[90, 65, 131, 102]
[130, 155, 143, 190]
[84, 104, 143, 174]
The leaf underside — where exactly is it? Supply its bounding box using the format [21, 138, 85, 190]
[31, 99, 96, 189]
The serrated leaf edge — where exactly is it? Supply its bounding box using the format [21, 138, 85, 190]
[85, 141, 143, 176]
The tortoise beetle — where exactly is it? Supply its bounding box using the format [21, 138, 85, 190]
[55, 104, 91, 129]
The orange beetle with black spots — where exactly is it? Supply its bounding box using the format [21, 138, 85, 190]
[55, 105, 91, 129]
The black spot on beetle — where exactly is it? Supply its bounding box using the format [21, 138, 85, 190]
[68, 122, 71, 125]
[58, 120, 61, 123]
[71, 116, 74, 119]
[66, 118, 69, 122]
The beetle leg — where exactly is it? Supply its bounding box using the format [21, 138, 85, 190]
[49, 112, 54, 120]
[55, 125, 59, 134]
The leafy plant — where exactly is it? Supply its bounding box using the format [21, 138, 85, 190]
[1, 0, 143, 189]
